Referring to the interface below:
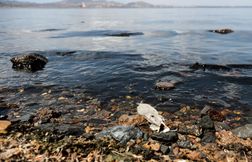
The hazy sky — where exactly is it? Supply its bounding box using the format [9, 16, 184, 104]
[15, 0, 252, 6]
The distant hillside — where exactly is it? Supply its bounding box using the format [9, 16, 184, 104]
[0, 0, 156, 8]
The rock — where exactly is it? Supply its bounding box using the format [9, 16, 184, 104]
[155, 81, 176, 90]
[231, 124, 252, 138]
[151, 132, 178, 143]
[39, 123, 83, 136]
[96, 126, 143, 144]
[200, 115, 214, 130]
[160, 145, 170, 154]
[202, 131, 216, 144]
[105, 32, 144, 37]
[190, 62, 231, 71]
[0, 120, 11, 131]
[200, 105, 211, 115]
[208, 110, 225, 122]
[10, 53, 48, 72]
[178, 124, 202, 137]
[55, 51, 76, 56]
[208, 28, 234, 34]
[216, 130, 252, 149]
[118, 114, 146, 126]
[214, 122, 231, 131]
[177, 140, 195, 149]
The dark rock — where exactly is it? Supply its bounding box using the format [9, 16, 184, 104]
[151, 132, 178, 143]
[55, 51, 76, 56]
[0, 115, 8, 120]
[190, 62, 231, 71]
[208, 28, 234, 34]
[160, 145, 170, 154]
[214, 122, 231, 131]
[200, 115, 214, 130]
[232, 124, 252, 138]
[96, 126, 143, 144]
[39, 123, 83, 136]
[39, 28, 64, 32]
[105, 32, 144, 37]
[202, 131, 216, 144]
[178, 124, 202, 137]
[10, 53, 48, 72]
[143, 150, 159, 160]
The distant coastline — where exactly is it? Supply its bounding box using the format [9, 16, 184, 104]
[1, 0, 252, 8]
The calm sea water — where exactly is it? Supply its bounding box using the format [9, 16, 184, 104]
[0, 8, 252, 113]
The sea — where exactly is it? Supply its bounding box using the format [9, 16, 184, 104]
[0, 8, 252, 116]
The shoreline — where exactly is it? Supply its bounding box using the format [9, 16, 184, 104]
[0, 86, 252, 161]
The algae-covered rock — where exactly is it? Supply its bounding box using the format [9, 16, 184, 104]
[10, 53, 48, 72]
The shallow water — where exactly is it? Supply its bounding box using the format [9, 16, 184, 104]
[0, 8, 252, 114]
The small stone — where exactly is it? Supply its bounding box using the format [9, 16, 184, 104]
[214, 122, 230, 131]
[200, 105, 211, 115]
[58, 96, 67, 101]
[178, 124, 202, 137]
[151, 132, 178, 143]
[160, 145, 170, 154]
[177, 140, 195, 149]
[202, 131, 216, 144]
[200, 115, 214, 130]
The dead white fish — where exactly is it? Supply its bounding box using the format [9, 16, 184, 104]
[137, 103, 170, 133]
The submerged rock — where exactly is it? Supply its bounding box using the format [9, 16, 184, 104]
[96, 126, 143, 144]
[10, 53, 48, 72]
[208, 28, 234, 34]
[232, 124, 252, 138]
[190, 62, 231, 71]
[105, 32, 144, 37]
[155, 81, 176, 90]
